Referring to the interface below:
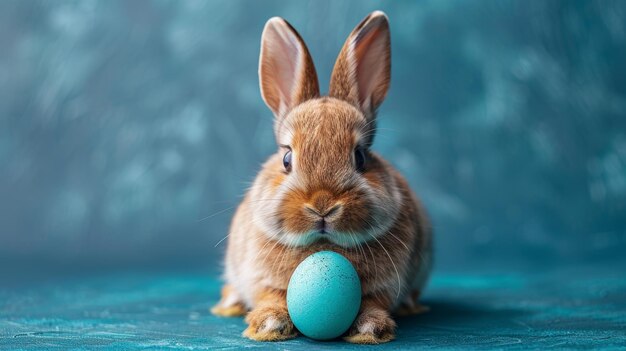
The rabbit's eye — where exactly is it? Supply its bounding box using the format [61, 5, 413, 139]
[355, 147, 366, 172]
[283, 150, 292, 172]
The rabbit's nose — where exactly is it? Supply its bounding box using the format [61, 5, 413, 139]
[305, 203, 342, 219]
[305, 190, 343, 219]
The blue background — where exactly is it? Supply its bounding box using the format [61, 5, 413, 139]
[2, 0, 625, 274]
[2, 1, 626, 349]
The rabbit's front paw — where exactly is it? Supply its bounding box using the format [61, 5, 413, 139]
[344, 307, 396, 344]
[211, 284, 247, 317]
[243, 306, 297, 341]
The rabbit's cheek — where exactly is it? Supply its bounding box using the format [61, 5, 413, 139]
[270, 172, 286, 189]
[278, 191, 314, 234]
[332, 191, 373, 233]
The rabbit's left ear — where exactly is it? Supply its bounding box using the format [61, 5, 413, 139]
[329, 11, 391, 119]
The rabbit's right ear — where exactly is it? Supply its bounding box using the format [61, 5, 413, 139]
[259, 17, 320, 118]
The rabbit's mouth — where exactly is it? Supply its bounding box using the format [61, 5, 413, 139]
[315, 218, 332, 235]
[281, 229, 368, 248]
[280, 230, 331, 247]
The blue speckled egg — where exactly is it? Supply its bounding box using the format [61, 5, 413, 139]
[287, 251, 361, 340]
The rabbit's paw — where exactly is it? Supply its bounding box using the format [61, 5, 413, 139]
[211, 285, 247, 317]
[344, 308, 396, 344]
[243, 306, 297, 341]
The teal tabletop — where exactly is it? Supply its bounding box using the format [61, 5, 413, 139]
[2, 263, 624, 350]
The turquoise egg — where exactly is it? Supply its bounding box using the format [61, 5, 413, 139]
[287, 251, 362, 340]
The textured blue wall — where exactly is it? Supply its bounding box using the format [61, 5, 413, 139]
[1, 0, 625, 273]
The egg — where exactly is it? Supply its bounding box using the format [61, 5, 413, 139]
[286, 251, 362, 340]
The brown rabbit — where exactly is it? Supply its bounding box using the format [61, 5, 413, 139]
[211, 11, 432, 344]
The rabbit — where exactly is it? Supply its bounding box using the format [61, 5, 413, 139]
[211, 11, 432, 344]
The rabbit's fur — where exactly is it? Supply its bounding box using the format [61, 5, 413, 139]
[211, 11, 432, 344]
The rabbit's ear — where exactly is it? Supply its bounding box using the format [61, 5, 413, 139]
[329, 11, 390, 119]
[259, 17, 320, 118]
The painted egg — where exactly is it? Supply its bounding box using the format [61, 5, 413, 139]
[286, 251, 362, 340]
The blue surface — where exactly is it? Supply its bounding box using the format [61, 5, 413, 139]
[2, 265, 625, 350]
